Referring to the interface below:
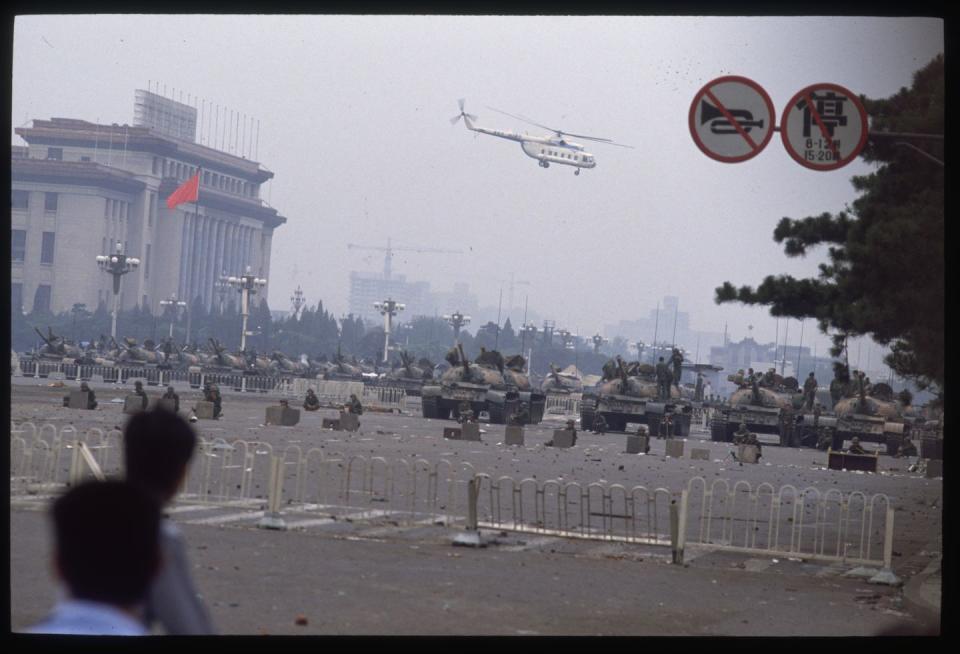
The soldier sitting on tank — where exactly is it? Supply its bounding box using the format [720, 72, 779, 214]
[162, 385, 180, 412]
[303, 389, 321, 411]
[847, 436, 867, 455]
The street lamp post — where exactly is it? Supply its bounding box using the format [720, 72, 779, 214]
[215, 272, 231, 315]
[592, 333, 607, 355]
[290, 285, 306, 320]
[95, 241, 140, 340]
[373, 298, 405, 363]
[226, 266, 267, 352]
[633, 340, 646, 362]
[443, 310, 471, 344]
[159, 295, 188, 339]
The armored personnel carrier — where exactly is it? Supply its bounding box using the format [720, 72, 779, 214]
[421, 345, 524, 424]
[710, 370, 797, 446]
[580, 358, 691, 436]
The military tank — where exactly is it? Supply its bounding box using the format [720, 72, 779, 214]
[541, 363, 584, 394]
[501, 354, 546, 424]
[421, 345, 521, 424]
[828, 378, 909, 454]
[710, 370, 797, 446]
[580, 358, 691, 436]
[381, 351, 434, 396]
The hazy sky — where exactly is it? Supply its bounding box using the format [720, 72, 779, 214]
[11, 14, 944, 365]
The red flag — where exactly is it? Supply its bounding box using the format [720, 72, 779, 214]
[165, 170, 201, 209]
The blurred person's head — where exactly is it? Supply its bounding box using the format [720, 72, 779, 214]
[52, 480, 161, 608]
[124, 408, 197, 502]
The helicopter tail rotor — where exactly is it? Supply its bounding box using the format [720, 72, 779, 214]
[450, 98, 478, 125]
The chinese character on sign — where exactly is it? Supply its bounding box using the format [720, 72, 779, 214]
[796, 91, 849, 137]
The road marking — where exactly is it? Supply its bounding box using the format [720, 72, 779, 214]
[185, 510, 265, 525]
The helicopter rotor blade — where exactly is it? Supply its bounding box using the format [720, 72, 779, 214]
[486, 106, 561, 134]
[458, 98, 466, 112]
[450, 114, 462, 125]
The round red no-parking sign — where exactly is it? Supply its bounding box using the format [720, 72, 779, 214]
[780, 83, 868, 171]
[689, 76, 776, 163]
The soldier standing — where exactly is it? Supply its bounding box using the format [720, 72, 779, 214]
[162, 386, 180, 412]
[694, 373, 704, 401]
[669, 348, 684, 388]
[133, 381, 149, 411]
[655, 357, 672, 400]
[803, 372, 818, 410]
[592, 412, 608, 434]
[348, 393, 364, 416]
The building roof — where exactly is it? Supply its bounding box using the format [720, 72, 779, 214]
[15, 118, 273, 183]
[11, 157, 146, 194]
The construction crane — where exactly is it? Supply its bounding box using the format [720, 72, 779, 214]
[346, 237, 462, 280]
[498, 272, 531, 322]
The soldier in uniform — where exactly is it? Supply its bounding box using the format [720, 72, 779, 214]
[592, 412, 608, 434]
[133, 380, 149, 411]
[847, 436, 867, 455]
[162, 386, 180, 412]
[896, 436, 918, 458]
[566, 419, 578, 446]
[457, 401, 474, 424]
[202, 383, 222, 419]
[732, 420, 752, 445]
[655, 357, 672, 400]
[303, 389, 321, 411]
[509, 405, 530, 426]
[64, 382, 98, 409]
[803, 372, 818, 410]
[669, 348, 684, 388]
[347, 393, 364, 415]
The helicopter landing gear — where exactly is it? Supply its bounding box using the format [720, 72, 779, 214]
[574, 168, 580, 176]
[540, 160, 550, 168]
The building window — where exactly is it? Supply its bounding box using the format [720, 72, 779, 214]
[203, 171, 210, 185]
[46, 147, 63, 160]
[144, 243, 151, 279]
[12, 283, 23, 314]
[33, 285, 52, 313]
[81, 156, 91, 162]
[153, 157, 160, 175]
[12, 230, 26, 262]
[148, 194, 155, 227]
[41, 232, 56, 264]
[44, 192, 58, 212]
[12, 190, 29, 209]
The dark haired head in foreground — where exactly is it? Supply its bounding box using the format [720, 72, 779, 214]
[28, 480, 161, 635]
[124, 407, 197, 502]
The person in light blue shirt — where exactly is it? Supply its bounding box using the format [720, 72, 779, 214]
[27, 480, 161, 636]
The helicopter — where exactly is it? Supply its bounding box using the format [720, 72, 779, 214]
[450, 99, 632, 175]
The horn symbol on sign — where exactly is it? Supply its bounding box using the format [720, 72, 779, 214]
[700, 100, 764, 134]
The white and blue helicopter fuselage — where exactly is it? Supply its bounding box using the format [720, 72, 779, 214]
[462, 115, 597, 172]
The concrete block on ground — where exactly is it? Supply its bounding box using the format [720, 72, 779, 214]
[322, 417, 342, 430]
[461, 422, 481, 441]
[156, 398, 178, 413]
[89, 374, 105, 384]
[690, 447, 711, 460]
[552, 429, 576, 448]
[339, 412, 360, 432]
[665, 439, 684, 458]
[828, 450, 878, 472]
[266, 405, 301, 426]
[68, 391, 90, 410]
[625, 434, 649, 454]
[123, 395, 146, 415]
[737, 444, 760, 464]
[925, 459, 943, 478]
[505, 425, 524, 446]
[444, 426, 462, 440]
[194, 401, 215, 420]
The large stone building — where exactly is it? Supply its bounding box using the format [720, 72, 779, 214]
[11, 92, 286, 316]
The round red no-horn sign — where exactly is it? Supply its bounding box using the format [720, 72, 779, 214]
[689, 76, 776, 163]
[780, 83, 868, 171]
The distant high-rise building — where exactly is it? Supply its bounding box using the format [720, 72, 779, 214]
[11, 92, 286, 316]
[348, 271, 430, 322]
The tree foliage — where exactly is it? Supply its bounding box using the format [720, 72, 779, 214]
[716, 55, 944, 395]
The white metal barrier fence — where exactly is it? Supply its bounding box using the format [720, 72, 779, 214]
[544, 393, 582, 416]
[10, 424, 894, 570]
